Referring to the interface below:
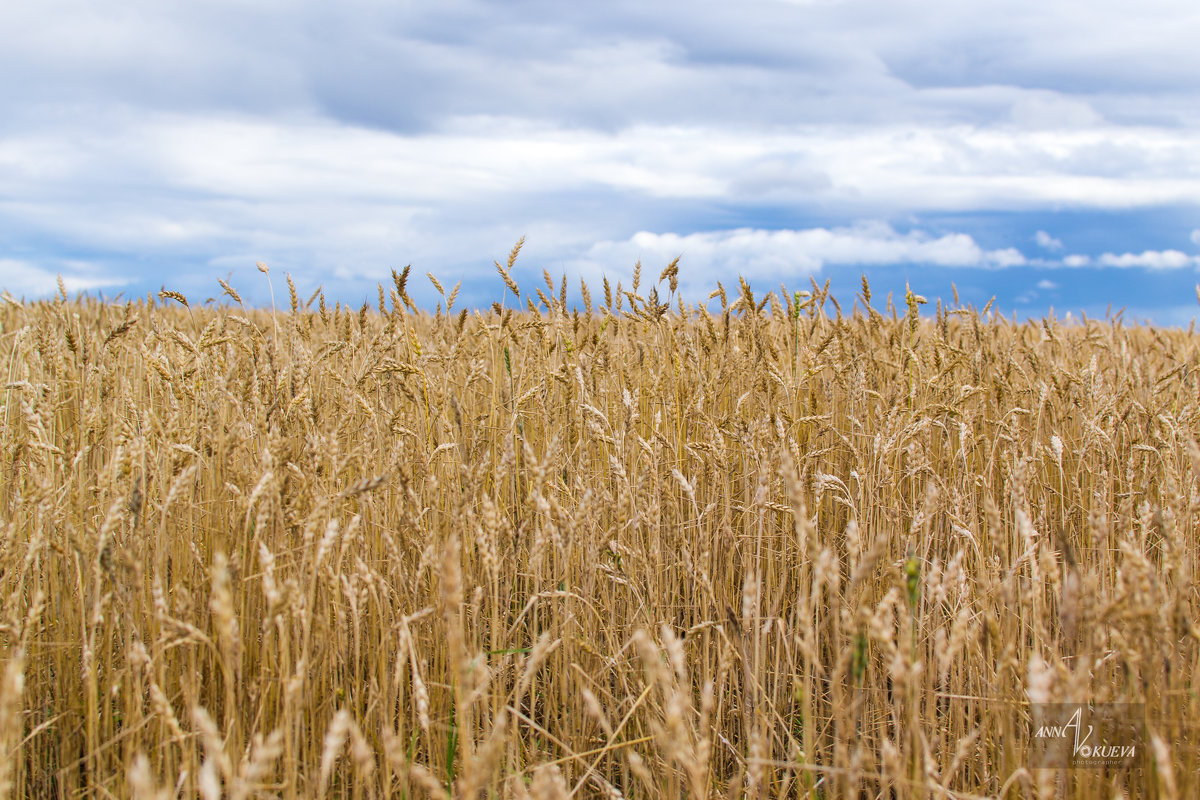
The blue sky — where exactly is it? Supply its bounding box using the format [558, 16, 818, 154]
[3, 0, 1200, 324]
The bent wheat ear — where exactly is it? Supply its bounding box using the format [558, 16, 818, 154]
[427, 272, 444, 296]
[218, 279, 244, 306]
[159, 289, 189, 307]
[496, 261, 520, 297]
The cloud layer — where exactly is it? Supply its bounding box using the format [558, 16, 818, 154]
[1, 1, 1199, 320]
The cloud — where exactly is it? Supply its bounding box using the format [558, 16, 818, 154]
[6, 0, 1200, 132]
[0, 258, 128, 298]
[988, 248, 1027, 267]
[572, 223, 1026, 286]
[1010, 93, 1103, 129]
[1037, 279, 1058, 289]
[3, 0, 1200, 317]
[1049, 250, 1200, 269]
[866, 0, 1200, 117]
[2, 111, 1196, 311]
[1035, 231, 1063, 250]
[6, 114, 1200, 256]
[1095, 249, 1199, 269]
[1192, 229, 1200, 246]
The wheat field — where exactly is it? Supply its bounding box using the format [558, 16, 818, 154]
[1, 250, 1198, 798]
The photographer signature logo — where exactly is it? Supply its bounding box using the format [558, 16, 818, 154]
[1034, 706, 1135, 762]
[1031, 704, 1141, 769]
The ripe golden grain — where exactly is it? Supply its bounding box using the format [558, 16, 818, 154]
[0, 267, 1197, 797]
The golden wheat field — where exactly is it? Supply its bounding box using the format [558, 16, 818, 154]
[2, 250, 1199, 798]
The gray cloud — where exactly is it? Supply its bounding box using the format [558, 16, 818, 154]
[8, 0, 1198, 132]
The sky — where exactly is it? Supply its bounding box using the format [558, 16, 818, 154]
[3, 1, 1200, 324]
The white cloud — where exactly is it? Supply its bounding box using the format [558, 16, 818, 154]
[1052, 250, 1200, 269]
[1035, 231, 1063, 250]
[1037, 279, 1058, 289]
[0, 259, 127, 298]
[1096, 249, 1199, 269]
[988, 248, 1027, 267]
[7, 114, 1200, 262]
[101, 115, 1197, 213]
[1191, 228, 1200, 246]
[573, 223, 1025, 285]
